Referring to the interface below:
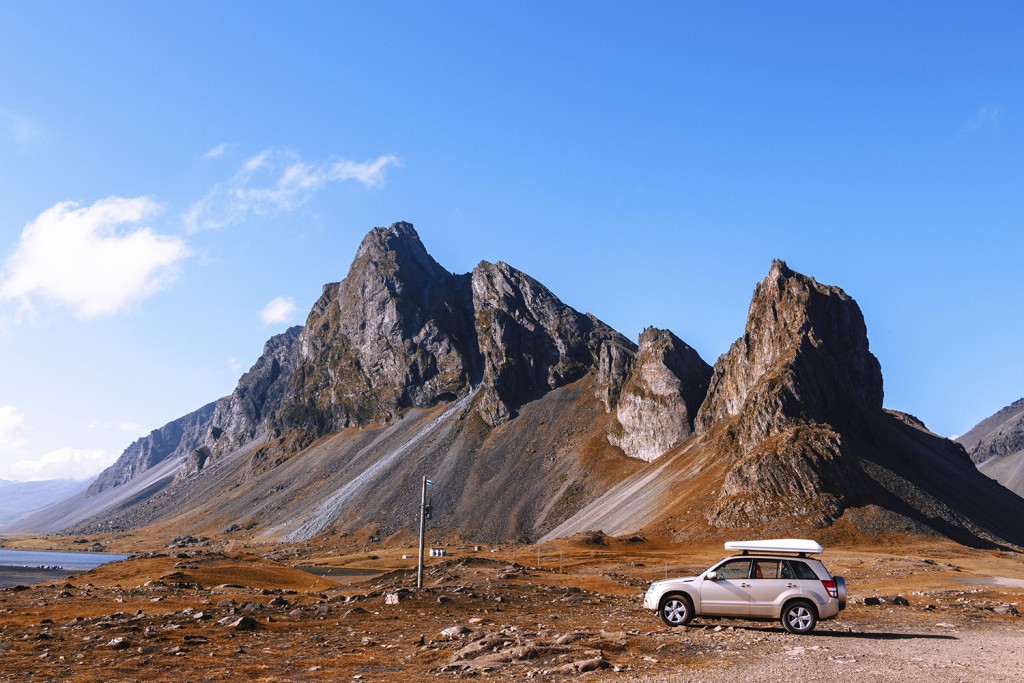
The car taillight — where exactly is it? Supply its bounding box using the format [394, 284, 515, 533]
[821, 579, 837, 599]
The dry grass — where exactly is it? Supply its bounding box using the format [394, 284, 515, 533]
[2, 533, 1022, 681]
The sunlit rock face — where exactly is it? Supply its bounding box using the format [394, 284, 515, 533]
[471, 260, 635, 426]
[961, 398, 1024, 465]
[958, 398, 1024, 498]
[608, 327, 711, 461]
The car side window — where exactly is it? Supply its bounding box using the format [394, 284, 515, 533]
[753, 559, 781, 579]
[788, 561, 819, 580]
[715, 560, 751, 580]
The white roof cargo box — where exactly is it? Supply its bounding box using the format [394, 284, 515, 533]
[724, 539, 823, 555]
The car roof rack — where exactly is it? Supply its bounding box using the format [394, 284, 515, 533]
[724, 539, 823, 557]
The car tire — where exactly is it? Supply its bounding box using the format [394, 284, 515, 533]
[659, 593, 694, 627]
[835, 576, 847, 609]
[781, 600, 817, 634]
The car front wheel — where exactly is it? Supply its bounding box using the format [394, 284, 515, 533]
[659, 593, 694, 627]
[781, 600, 817, 634]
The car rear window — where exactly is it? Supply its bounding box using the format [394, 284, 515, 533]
[786, 560, 819, 580]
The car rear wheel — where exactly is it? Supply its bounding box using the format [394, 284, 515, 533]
[659, 593, 694, 627]
[781, 600, 817, 634]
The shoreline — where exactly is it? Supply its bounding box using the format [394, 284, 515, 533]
[0, 565, 83, 589]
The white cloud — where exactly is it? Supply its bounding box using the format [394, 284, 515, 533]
[0, 405, 29, 459]
[203, 143, 230, 160]
[0, 108, 46, 146]
[259, 295, 297, 325]
[963, 104, 1001, 134]
[4, 447, 112, 482]
[76, 418, 146, 434]
[0, 196, 190, 318]
[184, 150, 399, 232]
[0, 406, 112, 481]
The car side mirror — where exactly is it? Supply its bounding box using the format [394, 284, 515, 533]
[705, 571, 718, 581]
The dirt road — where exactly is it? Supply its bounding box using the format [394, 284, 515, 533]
[631, 622, 1022, 682]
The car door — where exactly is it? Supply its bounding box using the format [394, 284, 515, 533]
[699, 559, 751, 616]
[748, 558, 792, 617]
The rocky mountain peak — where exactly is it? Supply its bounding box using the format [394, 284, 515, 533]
[276, 222, 478, 442]
[690, 260, 884, 527]
[696, 259, 883, 442]
[607, 327, 712, 461]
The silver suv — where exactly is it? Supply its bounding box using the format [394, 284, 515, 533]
[643, 540, 847, 634]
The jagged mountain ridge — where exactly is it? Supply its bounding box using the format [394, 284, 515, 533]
[12, 223, 662, 539]
[544, 261, 1024, 548]
[693, 259, 882, 527]
[13, 223, 1024, 549]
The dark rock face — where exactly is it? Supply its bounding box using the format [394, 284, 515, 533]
[608, 327, 711, 461]
[694, 260, 883, 526]
[276, 223, 479, 441]
[88, 402, 217, 495]
[471, 260, 635, 426]
[594, 338, 635, 412]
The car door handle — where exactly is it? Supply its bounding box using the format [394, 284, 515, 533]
[786, 583, 798, 588]
[740, 583, 751, 588]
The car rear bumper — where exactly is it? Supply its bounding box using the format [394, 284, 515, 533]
[817, 599, 841, 620]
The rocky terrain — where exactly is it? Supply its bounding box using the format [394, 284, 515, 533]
[1, 534, 1021, 682]
[958, 398, 1024, 497]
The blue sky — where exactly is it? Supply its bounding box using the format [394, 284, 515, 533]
[1, 2, 1021, 480]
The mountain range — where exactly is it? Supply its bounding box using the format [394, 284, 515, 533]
[0, 478, 91, 526]
[8, 222, 1024, 550]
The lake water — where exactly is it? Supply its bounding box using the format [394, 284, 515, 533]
[0, 548, 127, 571]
